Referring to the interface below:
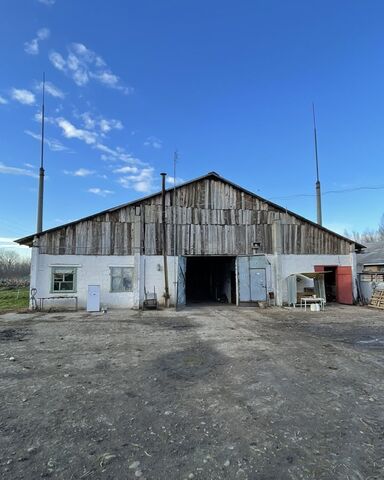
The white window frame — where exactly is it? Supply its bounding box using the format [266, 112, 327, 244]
[110, 266, 134, 293]
[51, 267, 77, 293]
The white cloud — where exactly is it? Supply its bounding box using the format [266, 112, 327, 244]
[36, 80, 64, 99]
[56, 117, 97, 144]
[99, 118, 123, 133]
[49, 51, 66, 70]
[49, 42, 132, 94]
[64, 168, 95, 177]
[88, 188, 114, 197]
[144, 136, 163, 149]
[113, 166, 138, 174]
[0, 237, 29, 251]
[80, 112, 123, 133]
[24, 28, 50, 55]
[0, 95, 8, 104]
[25, 129, 68, 152]
[166, 176, 185, 185]
[37, 28, 50, 40]
[0, 162, 38, 178]
[38, 0, 56, 5]
[117, 167, 155, 193]
[11, 88, 36, 105]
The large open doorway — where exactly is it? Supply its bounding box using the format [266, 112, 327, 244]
[185, 256, 236, 304]
[315, 265, 353, 304]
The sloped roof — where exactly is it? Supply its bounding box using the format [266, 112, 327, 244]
[357, 241, 384, 266]
[15, 171, 365, 249]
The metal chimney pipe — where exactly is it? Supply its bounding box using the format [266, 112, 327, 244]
[161, 173, 170, 307]
[36, 73, 46, 233]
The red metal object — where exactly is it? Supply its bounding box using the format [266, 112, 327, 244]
[336, 266, 353, 304]
[314, 265, 353, 305]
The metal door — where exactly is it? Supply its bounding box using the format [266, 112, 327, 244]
[237, 256, 267, 304]
[176, 256, 187, 309]
[87, 285, 100, 312]
[336, 266, 353, 304]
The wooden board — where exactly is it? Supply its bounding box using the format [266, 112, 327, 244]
[369, 290, 384, 310]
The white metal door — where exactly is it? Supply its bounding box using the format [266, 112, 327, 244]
[87, 285, 100, 312]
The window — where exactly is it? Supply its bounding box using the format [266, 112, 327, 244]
[51, 267, 77, 292]
[110, 267, 133, 292]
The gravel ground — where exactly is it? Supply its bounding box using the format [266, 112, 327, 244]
[1, 304, 384, 479]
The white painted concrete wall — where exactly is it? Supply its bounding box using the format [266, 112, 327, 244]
[266, 254, 353, 305]
[30, 252, 179, 310]
[29, 249, 355, 310]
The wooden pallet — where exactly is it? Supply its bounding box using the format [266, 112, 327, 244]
[369, 290, 384, 310]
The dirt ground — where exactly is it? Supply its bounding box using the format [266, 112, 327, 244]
[1, 304, 384, 480]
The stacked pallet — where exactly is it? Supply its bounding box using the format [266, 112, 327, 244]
[369, 290, 384, 310]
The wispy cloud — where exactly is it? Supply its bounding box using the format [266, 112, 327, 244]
[24, 129, 68, 152]
[0, 162, 38, 178]
[87, 187, 114, 197]
[117, 167, 155, 193]
[166, 176, 185, 185]
[24, 28, 50, 55]
[0, 95, 8, 105]
[49, 42, 132, 94]
[35, 80, 65, 99]
[64, 168, 95, 177]
[113, 166, 139, 174]
[11, 88, 36, 105]
[79, 111, 123, 134]
[144, 136, 163, 149]
[38, 0, 56, 5]
[56, 117, 97, 144]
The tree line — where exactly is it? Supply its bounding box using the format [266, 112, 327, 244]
[344, 214, 384, 243]
[0, 249, 31, 280]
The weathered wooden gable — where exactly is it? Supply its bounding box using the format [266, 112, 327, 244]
[34, 175, 353, 256]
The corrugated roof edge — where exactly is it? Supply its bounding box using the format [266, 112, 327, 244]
[15, 171, 365, 250]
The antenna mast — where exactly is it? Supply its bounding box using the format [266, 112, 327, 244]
[36, 73, 45, 233]
[312, 103, 322, 226]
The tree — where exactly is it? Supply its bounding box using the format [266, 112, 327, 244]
[0, 249, 30, 280]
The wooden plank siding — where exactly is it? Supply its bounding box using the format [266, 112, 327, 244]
[37, 178, 352, 256]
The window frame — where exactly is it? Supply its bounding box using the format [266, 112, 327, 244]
[109, 266, 134, 293]
[50, 267, 77, 293]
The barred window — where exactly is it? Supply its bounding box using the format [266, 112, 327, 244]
[110, 267, 133, 292]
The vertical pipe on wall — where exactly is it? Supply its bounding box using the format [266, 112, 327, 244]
[161, 173, 170, 307]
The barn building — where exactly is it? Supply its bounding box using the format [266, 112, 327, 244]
[16, 172, 363, 310]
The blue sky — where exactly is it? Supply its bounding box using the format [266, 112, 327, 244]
[1, 0, 384, 254]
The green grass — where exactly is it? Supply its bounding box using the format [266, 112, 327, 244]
[0, 287, 29, 311]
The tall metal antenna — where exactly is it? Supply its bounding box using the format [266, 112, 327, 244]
[312, 103, 322, 226]
[36, 72, 45, 233]
[173, 151, 178, 306]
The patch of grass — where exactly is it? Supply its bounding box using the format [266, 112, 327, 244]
[0, 287, 29, 311]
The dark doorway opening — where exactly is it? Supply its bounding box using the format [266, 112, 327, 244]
[323, 267, 337, 302]
[186, 256, 236, 304]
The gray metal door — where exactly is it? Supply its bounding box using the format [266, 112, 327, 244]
[237, 256, 267, 303]
[176, 256, 186, 309]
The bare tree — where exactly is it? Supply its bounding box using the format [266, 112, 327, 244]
[0, 249, 30, 280]
[378, 214, 384, 241]
[344, 214, 384, 244]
